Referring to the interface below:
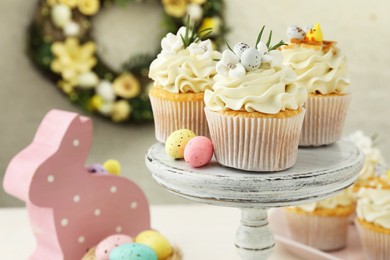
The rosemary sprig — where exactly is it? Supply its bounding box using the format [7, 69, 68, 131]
[255, 26, 287, 51]
[255, 25, 265, 47]
[180, 16, 213, 48]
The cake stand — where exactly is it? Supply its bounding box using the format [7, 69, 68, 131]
[145, 141, 364, 260]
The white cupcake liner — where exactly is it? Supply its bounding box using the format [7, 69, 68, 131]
[205, 107, 305, 172]
[299, 94, 351, 146]
[285, 210, 351, 251]
[356, 219, 390, 260]
[149, 94, 209, 143]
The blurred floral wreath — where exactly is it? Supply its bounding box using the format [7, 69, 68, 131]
[28, 0, 227, 123]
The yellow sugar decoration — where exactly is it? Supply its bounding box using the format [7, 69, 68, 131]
[306, 23, 323, 43]
[103, 159, 121, 176]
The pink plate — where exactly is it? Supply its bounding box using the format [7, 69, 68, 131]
[269, 208, 364, 260]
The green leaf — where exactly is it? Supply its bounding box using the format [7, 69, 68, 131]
[226, 42, 234, 52]
[266, 30, 273, 48]
[255, 25, 265, 47]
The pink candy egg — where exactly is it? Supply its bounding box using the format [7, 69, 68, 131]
[184, 136, 214, 167]
[95, 234, 133, 260]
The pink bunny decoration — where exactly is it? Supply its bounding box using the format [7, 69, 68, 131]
[3, 109, 150, 260]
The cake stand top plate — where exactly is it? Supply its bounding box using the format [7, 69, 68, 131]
[145, 141, 364, 208]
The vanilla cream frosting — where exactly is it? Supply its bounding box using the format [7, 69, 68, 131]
[357, 188, 390, 229]
[281, 43, 350, 94]
[290, 188, 355, 212]
[149, 48, 219, 93]
[204, 64, 307, 114]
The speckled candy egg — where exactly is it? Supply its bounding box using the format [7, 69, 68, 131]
[95, 234, 133, 260]
[240, 48, 262, 71]
[88, 163, 108, 175]
[184, 136, 214, 167]
[233, 42, 250, 57]
[165, 129, 196, 159]
[109, 243, 157, 260]
[135, 230, 173, 259]
[286, 25, 306, 40]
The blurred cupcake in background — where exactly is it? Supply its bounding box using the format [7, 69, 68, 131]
[284, 188, 355, 251]
[148, 18, 220, 143]
[355, 176, 390, 260]
[281, 23, 351, 146]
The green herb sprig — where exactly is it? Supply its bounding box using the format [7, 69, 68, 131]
[255, 26, 287, 51]
[180, 16, 213, 48]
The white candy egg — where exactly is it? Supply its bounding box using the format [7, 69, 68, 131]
[286, 25, 305, 40]
[233, 42, 250, 58]
[240, 48, 262, 71]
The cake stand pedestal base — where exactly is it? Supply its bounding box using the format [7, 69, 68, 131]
[235, 208, 274, 260]
[145, 141, 364, 260]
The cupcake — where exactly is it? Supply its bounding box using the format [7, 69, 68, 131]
[284, 188, 355, 251]
[204, 27, 307, 172]
[356, 176, 390, 260]
[281, 23, 351, 146]
[82, 230, 182, 260]
[346, 131, 387, 191]
[148, 21, 220, 143]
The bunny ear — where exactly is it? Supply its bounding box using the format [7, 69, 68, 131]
[3, 109, 93, 204]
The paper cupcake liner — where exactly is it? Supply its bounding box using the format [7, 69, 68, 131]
[356, 219, 390, 260]
[284, 210, 350, 251]
[299, 94, 351, 146]
[82, 245, 183, 260]
[149, 95, 209, 143]
[205, 107, 305, 172]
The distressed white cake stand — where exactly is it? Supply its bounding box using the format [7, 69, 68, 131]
[145, 141, 364, 260]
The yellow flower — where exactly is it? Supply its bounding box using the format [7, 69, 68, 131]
[90, 95, 104, 110]
[77, 0, 100, 15]
[190, 0, 206, 4]
[111, 100, 131, 122]
[162, 0, 187, 18]
[198, 16, 221, 36]
[58, 80, 75, 94]
[113, 73, 141, 99]
[47, 0, 77, 8]
[51, 37, 96, 82]
[387, 169, 390, 179]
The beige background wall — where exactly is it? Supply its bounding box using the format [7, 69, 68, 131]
[1, 0, 389, 207]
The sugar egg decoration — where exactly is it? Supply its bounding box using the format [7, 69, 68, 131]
[184, 136, 214, 168]
[240, 48, 262, 71]
[233, 42, 250, 58]
[109, 243, 157, 260]
[135, 230, 173, 259]
[95, 234, 133, 260]
[165, 129, 196, 159]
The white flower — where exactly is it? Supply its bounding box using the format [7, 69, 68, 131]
[98, 102, 113, 115]
[346, 131, 373, 153]
[186, 4, 203, 22]
[77, 71, 99, 88]
[189, 39, 213, 60]
[256, 41, 283, 68]
[160, 26, 187, 56]
[63, 21, 80, 36]
[51, 4, 72, 28]
[262, 50, 283, 67]
[216, 50, 246, 78]
[97, 81, 116, 102]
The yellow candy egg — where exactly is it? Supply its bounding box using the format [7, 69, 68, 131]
[165, 129, 196, 159]
[103, 159, 121, 176]
[135, 230, 172, 260]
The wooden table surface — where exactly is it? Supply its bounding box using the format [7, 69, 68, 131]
[0, 205, 301, 260]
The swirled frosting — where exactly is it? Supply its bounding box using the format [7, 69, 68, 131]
[281, 43, 350, 94]
[290, 188, 355, 212]
[357, 188, 390, 229]
[149, 48, 219, 93]
[204, 64, 307, 114]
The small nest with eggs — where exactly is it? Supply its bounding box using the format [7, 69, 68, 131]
[82, 245, 183, 260]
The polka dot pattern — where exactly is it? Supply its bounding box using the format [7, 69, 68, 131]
[47, 175, 55, 183]
[110, 186, 117, 193]
[73, 195, 80, 203]
[73, 139, 80, 147]
[61, 218, 68, 227]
